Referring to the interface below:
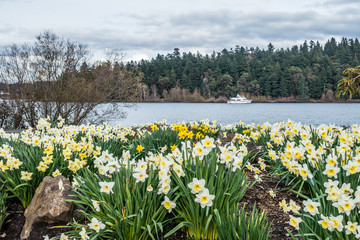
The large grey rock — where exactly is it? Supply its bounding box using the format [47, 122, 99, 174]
[20, 175, 75, 239]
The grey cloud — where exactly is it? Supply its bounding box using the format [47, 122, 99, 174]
[325, 0, 360, 5]
[170, 10, 232, 28]
[9, 6, 358, 59]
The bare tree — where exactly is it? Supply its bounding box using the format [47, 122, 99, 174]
[0, 31, 141, 128]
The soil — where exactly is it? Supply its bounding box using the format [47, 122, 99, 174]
[0, 172, 301, 240]
[239, 173, 302, 240]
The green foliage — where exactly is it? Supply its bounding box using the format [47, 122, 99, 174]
[131, 37, 360, 101]
[66, 167, 170, 240]
[168, 145, 254, 240]
[3, 118, 360, 239]
[215, 204, 272, 240]
[336, 65, 360, 99]
[134, 126, 182, 156]
[0, 140, 77, 208]
[0, 184, 9, 232]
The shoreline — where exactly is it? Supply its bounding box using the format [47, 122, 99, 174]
[138, 99, 360, 103]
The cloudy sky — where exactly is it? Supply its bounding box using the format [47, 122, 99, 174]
[1, 0, 359, 62]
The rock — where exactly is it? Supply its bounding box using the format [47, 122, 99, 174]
[20, 175, 75, 239]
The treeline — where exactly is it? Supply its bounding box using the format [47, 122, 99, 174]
[125, 37, 360, 101]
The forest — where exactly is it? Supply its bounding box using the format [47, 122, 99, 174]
[124, 37, 360, 102]
[2, 36, 360, 106]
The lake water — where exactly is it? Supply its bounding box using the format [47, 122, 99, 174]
[110, 103, 360, 127]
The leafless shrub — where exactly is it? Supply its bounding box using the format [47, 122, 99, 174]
[0, 31, 141, 128]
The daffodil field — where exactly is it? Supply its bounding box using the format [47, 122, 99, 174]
[0, 118, 360, 239]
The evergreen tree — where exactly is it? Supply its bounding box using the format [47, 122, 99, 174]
[131, 37, 360, 100]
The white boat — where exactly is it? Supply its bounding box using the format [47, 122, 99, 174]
[227, 94, 252, 104]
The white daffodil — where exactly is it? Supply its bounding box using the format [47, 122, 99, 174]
[303, 199, 320, 216]
[289, 200, 300, 214]
[162, 196, 176, 213]
[99, 181, 115, 194]
[299, 164, 313, 181]
[318, 214, 333, 230]
[193, 142, 207, 160]
[147, 185, 153, 192]
[289, 214, 302, 230]
[98, 165, 109, 176]
[345, 221, 359, 235]
[268, 189, 276, 198]
[334, 195, 356, 216]
[91, 199, 101, 211]
[322, 164, 340, 178]
[88, 217, 105, 233]
[329, 215, 343, 232]
[343, 161, 359, 176]
[324, 180, 339, 193]
[21, 171, 33, 181]
[60, 233, 68, 240]
[195, 188, 215, 208]
[158, 183, 171, 195]
[188, 178, 206, 194]
[201, 136, 216, 149]
[79, 227, 89, 240]
[133, 171, 149, 183]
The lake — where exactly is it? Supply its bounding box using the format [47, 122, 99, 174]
[110, 103, 360, 127]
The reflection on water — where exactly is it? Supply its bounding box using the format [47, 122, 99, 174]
[105, 103, 360, 127]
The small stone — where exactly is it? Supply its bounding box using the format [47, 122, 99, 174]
[20, 175, 75, 239]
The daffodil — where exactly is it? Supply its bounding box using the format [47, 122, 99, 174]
[289, 214, 302, 230]
[88, 217, 105, 233]
[194, 188, 215, 208]
[91, 200, 101, 211]
[42, 155, 53, 164]
[133, 171, 149, 183]
[79, 227, 89, 240]
[147, 185, 153, 192]
[268, 189, 276, 198]
[334, 196, 356, 216]
[99, 181, 115, 194]
[327, 187, 341, 202]
[329, 214, 343, 232]
[162, 196, 176, 213]
[318, 214, 333, 230]
[158, 183, 171, 195]
[20, 171, 33, 181]
[323, 164, 340, 178]
[0, 160, 8, 172]
[136, 145, 144, 153]
[279, 199, 291, 213]
[188, 178, 206, 194]
[303, 199, 320, 216]
[299, 164, 313, 181]
[151, 124, 158, 131]
[37, 161, 49, 172]
[201, 136, 215, 149]
[193, 142, 208, 160]
[345, 221, 359, 235]
[52, 169, 61, 177]
[60, 233, 68, 240]
[135, 159, 147, 172]
[289, 200, 300, 214]
[343, 161, 359, 176]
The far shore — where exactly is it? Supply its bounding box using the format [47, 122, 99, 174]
[139, 98, 360, 103]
